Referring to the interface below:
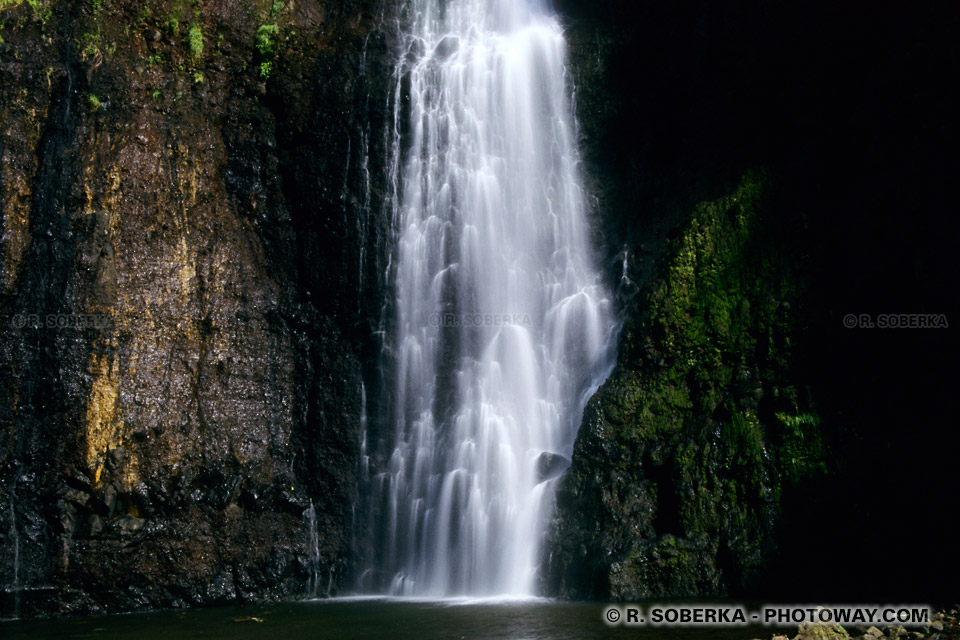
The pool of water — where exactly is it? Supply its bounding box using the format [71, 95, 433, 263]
[0, 597, 773, 639]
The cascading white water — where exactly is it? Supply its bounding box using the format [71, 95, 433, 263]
[305, 501, 320, 597]
[372, 0, 616, 596]
[7, 475, 21, 618]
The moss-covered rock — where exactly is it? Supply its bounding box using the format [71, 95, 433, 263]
[545, 171, 825, 598]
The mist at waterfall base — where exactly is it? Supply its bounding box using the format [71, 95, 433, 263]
[355, 0, 617, 597]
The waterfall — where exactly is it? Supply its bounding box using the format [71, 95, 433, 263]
[305, 501, 320, 597]
[7, 473, 21, 618]
[367, 0, 616, 597]
[359, 383, 370, 482]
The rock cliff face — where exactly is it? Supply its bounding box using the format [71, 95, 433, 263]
[0, 0, 395, 616]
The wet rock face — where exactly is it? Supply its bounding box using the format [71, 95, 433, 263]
[543, 173, 820, 599]
[536, 452, 569, 484]
[0, 0, 394, 616]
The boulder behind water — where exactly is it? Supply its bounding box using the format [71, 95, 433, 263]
[536, 452, 570, 483]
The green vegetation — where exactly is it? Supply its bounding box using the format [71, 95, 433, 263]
[188, 22, 203, 61]
[639, 170, 820, 456]
[774, 411, 820, 429]
[0, 0, 52, 28]
[0, 0, 40, 13]
[252, 1, 284, 78]
[87, 94, 102, 110]
[255, 23, 279, 56]
[164, 4, 181, 36]
[255, 22, 279, 50]
[774, 411, 826, 481]
[78, 0, 106, 64]
[123, 4, 208, 86]
[580, 170, 825, 589]
[254, 23, 279, 78]
[82, 36, 101, 61]
[254, 24, 280, 78]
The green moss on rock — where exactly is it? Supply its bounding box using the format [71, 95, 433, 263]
[547, 171, 826, 599]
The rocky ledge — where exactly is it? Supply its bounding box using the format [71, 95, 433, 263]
[755, 609, 960, 640]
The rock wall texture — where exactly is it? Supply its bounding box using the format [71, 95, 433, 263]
[0, 0, 395, 616]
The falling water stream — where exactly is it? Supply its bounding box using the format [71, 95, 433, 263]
[6, 475, 21, 619]
[365, 0, 617, 597]
[305, 501, 320, 598]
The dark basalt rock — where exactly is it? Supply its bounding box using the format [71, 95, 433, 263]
[432, 36, 459, 62]
[0, 0, 396, 617]
[536, 452, 569, 483]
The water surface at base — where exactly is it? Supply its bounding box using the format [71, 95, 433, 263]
[0, 599, 769, 639]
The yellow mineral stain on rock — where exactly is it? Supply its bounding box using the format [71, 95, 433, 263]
[83, 171, 94, 213]
[1, 120, 35, 293]
[1, 200, 31, 293]
[177, 234, 194, 300]
[85, 351, 123, 480]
